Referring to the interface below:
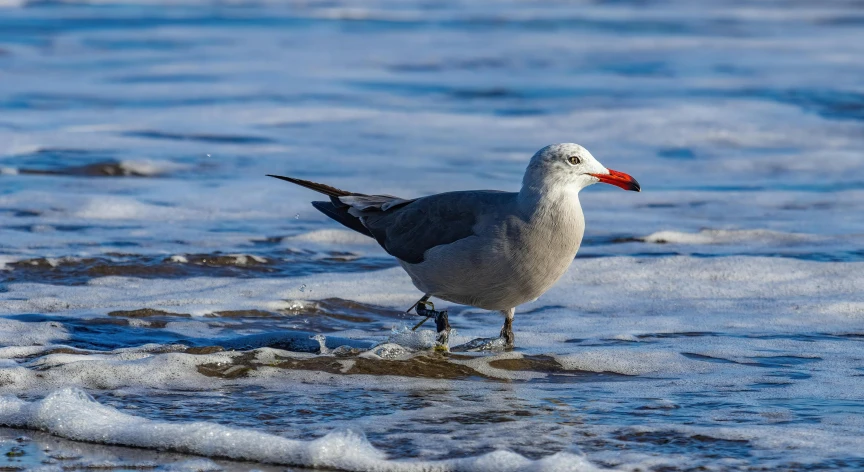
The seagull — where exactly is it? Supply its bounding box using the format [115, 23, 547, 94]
[269, 143, 640, 348]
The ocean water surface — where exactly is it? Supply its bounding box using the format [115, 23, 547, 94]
[1, 1, 863, 471]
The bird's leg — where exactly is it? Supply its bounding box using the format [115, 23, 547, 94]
[409, 294, 433, 331]
[405, 294, 430, 315]
[499, 308, 515, 348]
[414, 300, 450, 348]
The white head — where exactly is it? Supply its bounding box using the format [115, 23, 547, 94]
[522, 143, 640, 193]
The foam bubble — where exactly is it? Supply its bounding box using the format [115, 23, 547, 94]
[387, 326, 438, 351]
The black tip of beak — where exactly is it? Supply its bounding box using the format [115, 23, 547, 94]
[592, 169, 641, 192]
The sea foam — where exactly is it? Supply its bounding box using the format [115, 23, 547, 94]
[0, 388, 604, 472]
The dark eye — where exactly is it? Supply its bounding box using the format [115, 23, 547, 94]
[567, 156, 581, 165]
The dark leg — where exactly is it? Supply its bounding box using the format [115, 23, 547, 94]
[499, 308, 515, 348]
[405, 294, 430, 314]
[414, 300, 450, 348]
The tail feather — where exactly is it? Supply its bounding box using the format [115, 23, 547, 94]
[311, 201, 373, 237]
[268, 174, 374, 238]
[266, 175, 353, 198]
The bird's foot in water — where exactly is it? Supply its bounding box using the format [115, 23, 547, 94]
[450, 323, 514, 352]
[413, 301, 450, 350]
[450, 336, 508, 352]
[500, 324, 515, 349]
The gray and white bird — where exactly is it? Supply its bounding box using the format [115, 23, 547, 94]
[269, 143, 640, 348]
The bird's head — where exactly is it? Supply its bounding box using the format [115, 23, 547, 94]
[523, 143, 641, 193]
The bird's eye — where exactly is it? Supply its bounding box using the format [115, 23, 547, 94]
[567, 156, 581, 165]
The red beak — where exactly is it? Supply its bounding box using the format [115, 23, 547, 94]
[589, 169, 641, 192]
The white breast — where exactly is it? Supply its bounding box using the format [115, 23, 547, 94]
[400, 193, 585, 311]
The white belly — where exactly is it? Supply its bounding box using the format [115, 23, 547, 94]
[399, 216, 584, 311]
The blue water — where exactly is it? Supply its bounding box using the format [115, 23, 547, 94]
[1, 1, 863, 471]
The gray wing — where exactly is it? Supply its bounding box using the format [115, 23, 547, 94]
[355, 190, 514, 264]
[267, 175, 512, 264]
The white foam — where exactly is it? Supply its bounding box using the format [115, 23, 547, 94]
[554, 350, 705, 376]
[73, 197, 200, 221]
[225, 254, 268, 265]
[455, 352, 547, 381]
[118, 159, 188, 177]
[0, 255, 19, 270]
[0, 318, 68, 347]
[162, 459, 224, 472]
[0, 267, 418, 318]
[0, 345, 62, 359]
[386, 326, 438, 352]
[360, 342, 414, 360]
[0, 388, 605, 472]
[283, 229, 378, 246]
[0, 350, 232, 393]
[640, 229, 821, 245]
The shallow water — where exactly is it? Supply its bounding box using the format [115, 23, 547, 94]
[1, 1, 863, 471]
